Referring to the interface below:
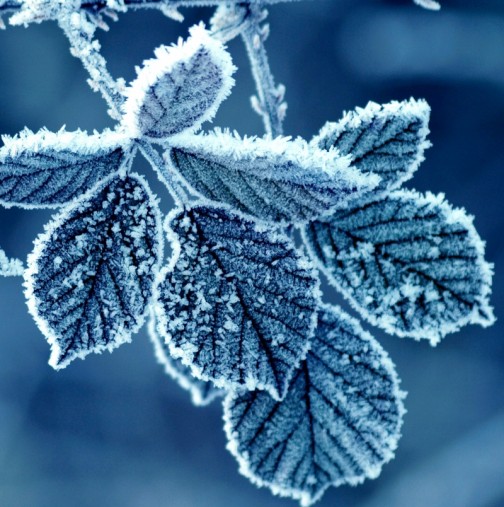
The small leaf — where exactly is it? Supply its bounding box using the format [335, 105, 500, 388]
[303, 190, 495, 344]
[0, 247, 23, 276]
[148, 312, 224, 406]
[312, 99, 431, 200]
[121, 23, 235, 140]
[154, 205, 320, 400]
[24, 172, 163, 369]
[168, 130, 379, 224]
[0, 128, 128, 208]
[224, 304, 405, 506]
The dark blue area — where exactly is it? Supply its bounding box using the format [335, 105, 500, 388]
[0, 2, 503, 506]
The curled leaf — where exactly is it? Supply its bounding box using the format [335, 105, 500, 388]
[224, 304, 405, 506]
[312, 99, 431, 200]
[0, 128, 128, 208]
[168, 130, 378, 224]
[121, 23, 235, 140]
[24, 173, 163, 369]
[154, 205, 320, 401]
[303, 190, 495, 344]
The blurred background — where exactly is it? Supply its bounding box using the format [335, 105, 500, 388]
[0, 0, 503, 506]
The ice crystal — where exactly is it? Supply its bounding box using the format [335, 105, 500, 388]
[224, 304, 405, 506]
[154, 205, 320, 400]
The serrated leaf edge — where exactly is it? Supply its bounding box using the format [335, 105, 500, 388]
[303, 189, 495, 345]
[23, 170, 164, 369]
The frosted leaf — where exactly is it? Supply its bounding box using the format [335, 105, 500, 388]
[24, 173, 163, 369]
[154, 205, 320, 401]
[168, 130, 379, 224]
[0, 128, 128, 209]
[303, 190, 495, 344]
[121, 24, 235, 140]
[0, 247, 23, 276]
[413, 0, 440, 10]
[224, 304, 405, 506]
[312, 99, 431, 201]
[148, 312, 224, 406]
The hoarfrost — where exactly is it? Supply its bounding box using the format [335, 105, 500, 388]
[312, 99, 431, 203]
[168, 129, 379, 224]
[24, 173, 163, 369]
[0, 128, 129, 208]
[154, 205, 320, 400]
[121, 23, 236, 140]
[148, 313, 224, 406]
[303, 190, 494, 344]
[0, 248, 23, 276]
[224, 304, 405, 506]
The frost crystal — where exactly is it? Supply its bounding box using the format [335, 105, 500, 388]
[0, 128, 129, 208]
[224, 304, 405, 506]
[168, 129, 379, 224]
[303, 190, 495, 344]
[0, 248, 23, 276]
[149, 313, 224, 406]
[154, 205, 320, 400]
[121, 24, 236, 140]
[312, 99, 431, 202]
[24, 173, 163, 368]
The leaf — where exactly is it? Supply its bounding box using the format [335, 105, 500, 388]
[224, 304, 405, 506]
[24, 172, 163, 369]
[121, 24, 235, 140]
[154, 205, 320, 401]
[303, 190, 495, 344]
[0, 247, 23, 276]
[0, 128, 128, 208]
[148, 312, 224, 406]
[312, 99, 431, 200]
[168, 130, 379, 224]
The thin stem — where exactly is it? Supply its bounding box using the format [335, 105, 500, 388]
[137, 140, 191, 206]
[58, 13, 123, 120]
[0, 0, 304, 19]
[239, 3, 286, 137]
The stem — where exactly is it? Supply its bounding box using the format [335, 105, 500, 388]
[0, 0, 301, 17]
[58, 13, 123, 120]
[137, 140, 190, 206]
[239, 3, 285, 137]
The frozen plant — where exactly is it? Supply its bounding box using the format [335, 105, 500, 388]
[0, 0, 494, 505]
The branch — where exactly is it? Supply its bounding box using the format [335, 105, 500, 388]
[0, 0, 304, 20]
[231, 4, 286, 137]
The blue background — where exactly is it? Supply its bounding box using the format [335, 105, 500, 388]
[0, 1, 503, 506]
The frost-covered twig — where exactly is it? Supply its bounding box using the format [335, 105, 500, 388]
[237, 4, 286, 137]
[0, 0, 303, 17]
[58, 10, 124, 119]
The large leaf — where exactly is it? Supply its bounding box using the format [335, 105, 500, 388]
[0, 128, 128, 208]
[121, 24, 235, 140]
[154, 205, 320, 400]
[312, 99, 431, 200]
[24, 173, 163, 369]
[168, 130, 378, 224]
[148, 313, 224, 406]
[303, 190, 495, 344]
[224, 304, 405, 506]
